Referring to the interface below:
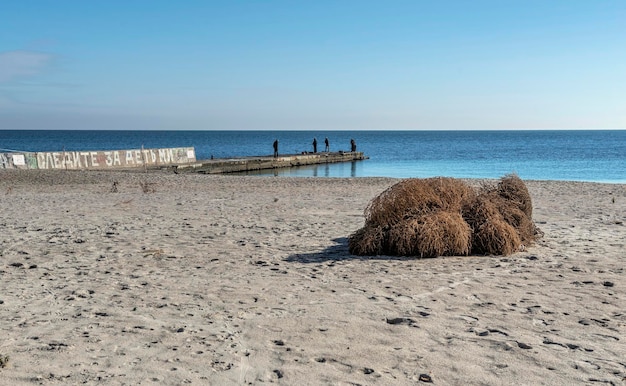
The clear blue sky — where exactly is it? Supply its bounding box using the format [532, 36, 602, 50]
[1, 0, 624, 130]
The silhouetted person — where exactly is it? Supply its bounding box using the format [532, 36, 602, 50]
[273, 139, 279, 158]
[324, 137, 329, 152]
[312, 137, 318, 153]
[350, 138, 356, 152]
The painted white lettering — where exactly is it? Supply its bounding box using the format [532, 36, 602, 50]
[45, 153, 55, 169]
[105, 151, 113, 166]
[158, 149, 173, 163]
[0, 154, 9, 168]
[71, 152, 82, 168]
[52, 152, 61, 168]
[135, 150, 143, 164]
[80, 152, 90, 166]
[63, 152, 72, 169]
[37, 153, 47, 169]
[90, 152, 99, 167]
[113, 151, 121, 166]
[125, 151, 134, 165]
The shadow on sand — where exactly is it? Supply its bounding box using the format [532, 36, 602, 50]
[284, 237, 419, 263]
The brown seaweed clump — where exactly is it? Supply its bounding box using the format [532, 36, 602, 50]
[349, 174, 541, 257]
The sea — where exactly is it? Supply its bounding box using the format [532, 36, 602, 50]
[1, 130, 624, 183]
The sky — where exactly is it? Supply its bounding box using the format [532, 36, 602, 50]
[1, 0, 624, 130]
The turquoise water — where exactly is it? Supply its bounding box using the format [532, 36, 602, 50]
[1, 130, 624, 182]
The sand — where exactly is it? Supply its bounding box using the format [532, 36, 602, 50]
[0, 170, 624, 385]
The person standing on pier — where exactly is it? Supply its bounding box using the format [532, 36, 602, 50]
[312, 137, 318, 153]
[324, 137, 329, 152]
[350, 139, 356, 152]
[273, 139, 279, 158]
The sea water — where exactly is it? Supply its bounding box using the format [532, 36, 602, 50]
[1, 130, 624, 182]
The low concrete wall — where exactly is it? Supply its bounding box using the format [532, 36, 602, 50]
[0, 147, 196, 170]
[0, 153, 38, 169]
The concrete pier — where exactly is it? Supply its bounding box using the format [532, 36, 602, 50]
[174, 151, 367, 174]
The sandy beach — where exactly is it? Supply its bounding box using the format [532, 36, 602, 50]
[0, 170, 624, 385]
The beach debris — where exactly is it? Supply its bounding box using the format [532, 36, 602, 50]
[0, 354, 9, 368]
[139, 181, 156, 193]
[143, 248, 164, 258]
[110, 181, 119, 193]
[386, 317, 417, 327]
[113, 198, 134, 207]
[418, 373, 433, 382]
[349, 174, 541, 257]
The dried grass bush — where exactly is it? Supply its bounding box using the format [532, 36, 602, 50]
[472, 219, 521, 256]
[491, 195, 538, 243]
[350, 174, 540, 258]
[466, 191, 537, 247]
[496, 173, 533, 217]
[348, 225, 386, 256]
[364, 177, 475, 227]
[385, 212, 471, 258]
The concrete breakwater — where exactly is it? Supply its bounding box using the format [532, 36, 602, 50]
[174, 151, 367, 174]
[1, 147, 366, 173]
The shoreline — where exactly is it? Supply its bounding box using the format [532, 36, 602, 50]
[2, 167, 625, 185]
[2, 167, 626, 183]
[0, 171, 624, 384]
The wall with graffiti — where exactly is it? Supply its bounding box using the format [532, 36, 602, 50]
[0, 147, 196, 170]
